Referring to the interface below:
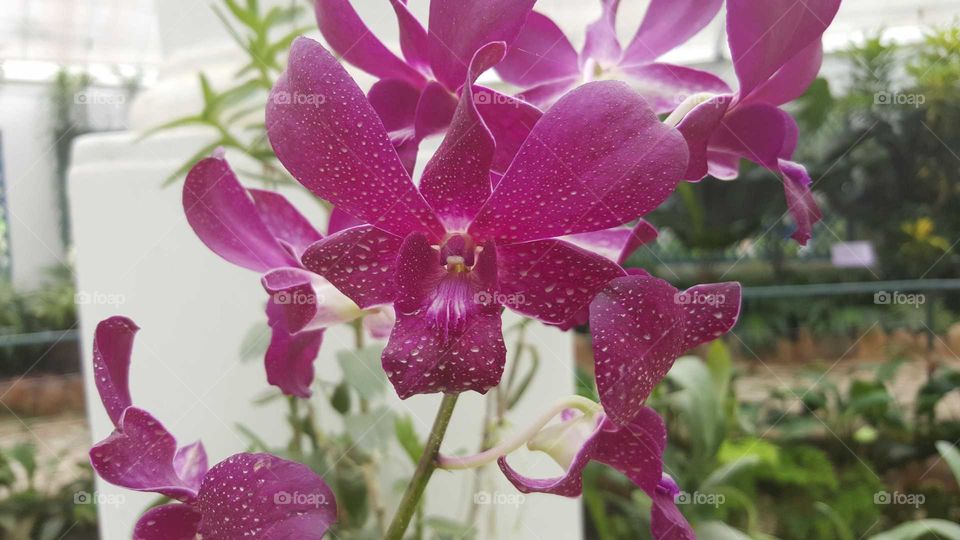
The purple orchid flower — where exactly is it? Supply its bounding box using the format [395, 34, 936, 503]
[315, 0, 543, 174]
[265, 37, 690, 399]
[673, 0, 842, 245]
[183, 156, 393, 398]
[499, 407, 693, 540]
[89, 317, 337, 539]
[497, 0, 729, 114]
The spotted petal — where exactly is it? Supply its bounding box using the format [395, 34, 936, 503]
[133, 504, 202, 540]
[248, 189, 322, 260]
[92, 316, 137, 428]
[302, 225, 403, 309]
[622, 0, 723, 64]
[267, 37, 444, 240]
[265, 303, 325, 399]
[173, 441, 209, 493]
[183, 157, 298, 272]
[469, 81, 688, 244]
[562, 219, 659, 264]
[619, 63, 730, 115]
[196, 453, 337, 539]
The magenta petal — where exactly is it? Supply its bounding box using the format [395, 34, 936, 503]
[389, 0, 431, 70]
[420, 43, 504, 229]
[327, 207, 365, 236]
[496, 11, 580, 88]
[676, 282, 742, 349]
[582, 0, 623, 66]
[248, 189, 322, 259]
[414, 82, 459, 141]
[93, 316, 137, 428]
[622, 0, 723, 64]
[470, 81, 688, 244]
[383, 233, 505, 398]
[498, 239, 624, 325]
[589, 275, 684, 425]
[651, 491, 697, 540]
[675, 95, 731, 181]
[264, 322, 323, 399]
[426, 0, 537, 91]
[267, 38, 444, 240]
[173, 441, 208, 494]
[707, 151, 742, 180]
[711, 103, 789, 170]
[619, 63, 731, 115]
[727, 0, 841, 98]
[133, 504, 201, 540]
[196, 453, 336, 539]
[184, 157, 298, 272]
[562, 219, 658, 264]
[474, 86, 543, 174]
[314, 0, 425, 87]
[780, 159, 822, 245]
[747, 40, 824, 107]
[262, 268, 319, 334]
[517, 77, 579, 108]
[368, 78, 421, 142]
[90, 407, 198, 502]
[301, 225, 403, 309]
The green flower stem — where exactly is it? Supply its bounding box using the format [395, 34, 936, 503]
[385, 393, 460, 540]
[437, 395, 602, 471]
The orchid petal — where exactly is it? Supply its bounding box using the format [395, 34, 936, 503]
[497, 239, 624, 325]
[314, 0, 426, 87]
[582, 0, 622, 67]
[590, 275, 685, 425]
[90, 407, 198, 502]
[389, 0, 431, 70]
[184, 157, 298, 272]
[327, 207, 365, 236]
[675, 96, 732, 181]
[470, 81, 688, 244]
[173, 441, 208, 493]
[93, 316, 137, 428]
[496, 11, 580, 88]
[619, 63, 731, 115]
[474, 86, 543, 174]
[248, 189, 322, 259]
[196, 453, 336, 539]
[383, 233, 505, 398]
[676, 282, 742, 349]
[420, 43, 504, 229]
[301, 225, 403, 309]
[264, 317, 324, 399]
[427, 0, 537, 91]
[267, 38, 444, 240]
[651, 490, 697, 540]
[711, 103, 789, 170]
[262, 268, 362, 333]
[622, 0, 723, 64]
[562, 219, 659, 264]
[780, 160, 822, 245]
[727, 0, 840, 98]
[747, 40, 824, 107]
[414, 82, 459, 141]
[707, 151, 742, 180]
[368, 78, 421, 136]
[133, 504, 201, 540]
[363, 307, 396, 340]
[516, 77, 579, 108]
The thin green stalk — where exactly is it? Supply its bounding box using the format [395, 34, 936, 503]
[384, 393, 460, 540]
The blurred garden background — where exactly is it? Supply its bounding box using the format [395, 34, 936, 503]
[0, 0, 959, 539]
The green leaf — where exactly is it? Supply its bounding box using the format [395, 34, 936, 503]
[9, 443, 37, 481]
[424, 517, 476, 540]
[815, 502, 855, 540]
[330, 382, 351, 415]
[0, 452, 13, 487]
[394, 415, 423, 465]
[700, 455, 761, 490]
[344, 407, 394, 449]
[935, 440, 960, 487]
[868, 519, 960, 540]
[337, 346, 387, 401]
[161, 141, 224, 186]
[239, 321, 270, 363]
[695, 521, 753, 540]
[235, 423, 271, 452]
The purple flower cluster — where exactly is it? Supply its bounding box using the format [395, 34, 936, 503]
[87, 0, 838, 537]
